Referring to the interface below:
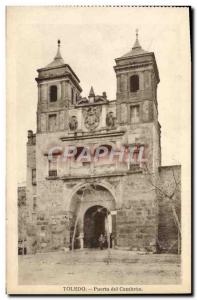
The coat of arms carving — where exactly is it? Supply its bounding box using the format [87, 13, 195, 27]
[82, 106, 102, 130]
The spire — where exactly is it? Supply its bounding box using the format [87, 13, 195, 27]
[120, 29, 147, 58]
[45, 39, 65, 68]
[89, 86, 95, 97]
[132, 29, 141, 49]
[54, 39, 63, 60]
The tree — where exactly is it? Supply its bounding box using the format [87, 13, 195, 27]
[144, 163, 181, 253]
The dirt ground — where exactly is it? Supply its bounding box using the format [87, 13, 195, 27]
[18, 249, 181, 285]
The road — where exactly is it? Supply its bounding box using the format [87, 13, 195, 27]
[18, 249, 181, 285]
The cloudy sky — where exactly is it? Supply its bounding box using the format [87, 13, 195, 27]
[6, 7, 190, 184]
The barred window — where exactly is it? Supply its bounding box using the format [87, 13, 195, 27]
[48, 156, 57, 177]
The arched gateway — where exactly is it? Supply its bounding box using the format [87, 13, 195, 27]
[84, 205, 109, 248]
[69, 184, 116, 249]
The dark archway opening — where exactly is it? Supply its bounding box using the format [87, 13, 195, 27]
[84, 205, 108, 248]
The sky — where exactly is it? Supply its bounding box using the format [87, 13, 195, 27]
[6, 7, 191, 184]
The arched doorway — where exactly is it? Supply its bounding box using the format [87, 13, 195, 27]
[68, 183, 116, 249]
[84, 205, 108, 248]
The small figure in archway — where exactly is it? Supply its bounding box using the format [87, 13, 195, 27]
[110, 233, 115, 248]
[99, 234, 105, 250]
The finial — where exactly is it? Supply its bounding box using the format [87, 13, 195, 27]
[132, 29, 141, 50]
[54, 39, 62, 60]
[45, 39, 64, 67]
[89, 86, 95, 97]
[136, 29, 139, 41]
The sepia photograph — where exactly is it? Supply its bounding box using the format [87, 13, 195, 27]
[6, 6, 191, 294]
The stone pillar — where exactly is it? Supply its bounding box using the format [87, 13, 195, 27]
[79, 232, 84, 249]
[78, 218, 84, 250]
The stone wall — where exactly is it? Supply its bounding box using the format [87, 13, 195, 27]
[26, 139, 36, 214]
[158, 165, 181, 253]
[30, 166, 159, 253]
[26, 132, 37, 253]
[18, 186, 26, 240]
[115, 172, 158, 252]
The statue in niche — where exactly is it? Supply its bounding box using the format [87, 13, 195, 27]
[69, 116, 78, 131]
[106, 111, 116, 129]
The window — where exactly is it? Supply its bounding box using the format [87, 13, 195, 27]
[128, 144, 142, 171]
[119, 74, 126, 92]
[32, 169, 36, 185]
[48, 114, 57, 132]
[48, 170, 57, 177]
[48, 156, 57, 177]
[71, 88, 74, 105]
[33, 196, 37, 210]
[94, 144, 112, 164]
[74, 147, 90, 162]
[130, 75, 139, 93]
[130, 105, 140, 124]
[50, 85, 57, 102]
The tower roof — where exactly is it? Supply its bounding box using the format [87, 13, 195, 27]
[121, 29, 148, 58]
[114, 30, 160, 84]
[36, 40, 82, 90]
[46, 40, 65, 68]
[89, 86, 95, 97]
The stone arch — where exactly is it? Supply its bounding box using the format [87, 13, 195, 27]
[66, 181, 118, 211]
[67, 182, 117, 249]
